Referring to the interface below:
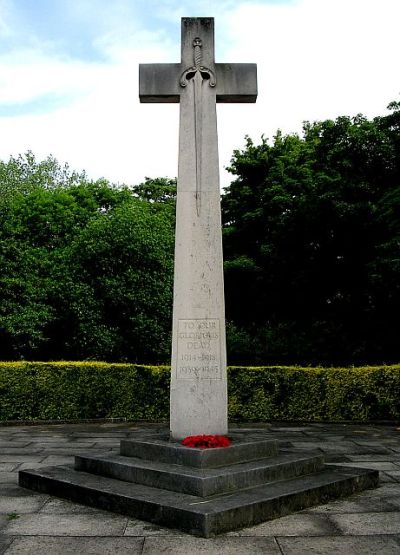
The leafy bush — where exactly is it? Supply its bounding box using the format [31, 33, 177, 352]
[0, 362, 399, 422]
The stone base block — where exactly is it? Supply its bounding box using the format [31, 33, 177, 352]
[18, 433, 379, 537]
[74, 451, 324, 497]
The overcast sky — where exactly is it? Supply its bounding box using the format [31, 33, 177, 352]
[0, 0, 399, 189]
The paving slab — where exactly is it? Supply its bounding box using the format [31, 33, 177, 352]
[362, 483, 400, 497]
[40, 456, 74, 465]
[227, 513, 336, 537]
[18, 462, 67, 471]
[0, 515, 8, 531]
[277, 535, 400, 554]
[31, 442, 95, 448]
[0, 449, 44, 455]
[0, 496, 47, 514]
[125, 519, 182, 536]
[1, 537, 144, 554]
[0, 456, 44, 464]
[290, 441, 369, 455]
[22, 438, 72, 443]
[379, 472, 398, 483]
[2, 513, 128, 536]
[331, 461, 400, 471]
[141, 536, 282, 554]
[347, 454, 400, 462]
[0, 442, 31, 448]
[0, 537, 13, 555]
[0, 464, 19, 472]
[33, 448, 108, 456]
[39, 498, 113, 515]
[0, 484, 47, 498]
[304, 495, 398, 514]
[329, 512, 400, 535]
[386, 471, 400, 481]
[0, 473, 18, 484]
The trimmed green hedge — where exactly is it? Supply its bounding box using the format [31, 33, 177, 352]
[0, 362, 170, 421]
[0, 362, 399, 422]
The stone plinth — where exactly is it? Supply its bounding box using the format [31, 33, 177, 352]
[19, 432, 379, 537]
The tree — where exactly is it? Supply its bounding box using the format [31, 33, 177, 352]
[0, 153, 175, 361]
[222, 102, 400, 365]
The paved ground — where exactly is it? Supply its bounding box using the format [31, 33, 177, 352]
[1, 421, 400, 554]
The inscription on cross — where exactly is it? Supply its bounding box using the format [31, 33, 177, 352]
[139, 18, 257, 439]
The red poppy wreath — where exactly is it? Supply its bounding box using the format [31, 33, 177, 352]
[181, 435, 231, 448]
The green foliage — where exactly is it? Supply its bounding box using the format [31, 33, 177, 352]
[223, 102, 400, 365]
[228, 366, 400, 421]
[63, 199, 174, 361]
[0, 154, 175, 361]
[1, 100, 400, 366]
[0, 362, 399, 422]
[132, 177, 177, 204]
[0, 362, 170, 421]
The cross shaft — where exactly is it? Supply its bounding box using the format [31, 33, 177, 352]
[139, 18, 257, 439]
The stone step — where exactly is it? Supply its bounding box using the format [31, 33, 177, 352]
[19, 464, 378, 537]
[74, 451, 325, 497]
[119, 436, 279, 468]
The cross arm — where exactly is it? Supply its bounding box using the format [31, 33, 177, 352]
[215, 63, 257, 103]
[139, 64, 181, 103]
[139, 62, 257, 103]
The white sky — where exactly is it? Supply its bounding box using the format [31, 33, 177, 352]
[0, 0, 399, 189]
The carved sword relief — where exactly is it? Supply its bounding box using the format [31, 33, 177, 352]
[180, 38, 216, 216]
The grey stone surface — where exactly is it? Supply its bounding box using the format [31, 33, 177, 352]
[18, 462, 66, 471]
[39, 497, 109, 514]
[277, 536, 400, 554]
[0, 456, 43, 464]
[142, 537, 281, 554]
[0, 537, 13, 555]
[0, 484, 45, 497]
[329, 512, 400, 535]
[0, 496, 47, 514]
[2, 537, 144, 554]
[0, 515, 8, 531]
[304, 495, 399, 513]
[75, 450, 321, 497]
[364, 483, 400, 497]
[348, 454, 400, 461]
[169, 18, 229, 440]
[41, 456, 74, 465]
[18, 461, 378, 537]
[379, 472, 398, 483]
[386, 470, 400, 479]
[0, 464, 19, 472]
[3, 513, 128, 536]
[139, 63, 257, 103]
[125, 519, 181, 536]
[333, 461, 399, 471]
[139, 18, 257, 439]
[1, 422, 400, 549]
[384, 496, 400, 509]
[0, 442, 31, 448]
[120, 436, 278, 468]
[0, 473, 18, 484]
[228, 513, 336, 537]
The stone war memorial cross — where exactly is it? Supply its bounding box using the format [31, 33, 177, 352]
[19, 18, 379, 537]
[140, 17, 257, 439]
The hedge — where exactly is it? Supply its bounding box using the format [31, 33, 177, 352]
[0, 362, 399, 422]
